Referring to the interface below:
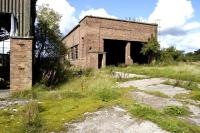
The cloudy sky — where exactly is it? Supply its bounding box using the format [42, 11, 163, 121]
[37, 0, 200, 52]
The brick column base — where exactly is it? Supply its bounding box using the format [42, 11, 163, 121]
[10, 37, 33, 92]
[125, 42, 133, 65]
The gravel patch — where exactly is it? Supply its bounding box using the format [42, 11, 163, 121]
[0, 99, 29, 109]
[0, 90, 10, 99]
[66, 106, 169, 133]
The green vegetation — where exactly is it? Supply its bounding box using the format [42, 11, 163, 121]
[164, 80, 199, 91]
[34, 4, 68, 87]
[190, 91, 200, 101]
[130, 103, 200, 133]
[164, 80, 200, 101]
[1, 68, 200, 133]
[141, 36, 160, 63]
[158, 46, 185, 63]
[185, 49, 200, 62]
[113, 62, 200, 83]
[145, 91, 169, 98]
[0, 107, 24, 133]
[1, 71, 126, 132]
[163, 106, 189, 116]
[116, 77, 148, 82]
[23, 101, 42, 133]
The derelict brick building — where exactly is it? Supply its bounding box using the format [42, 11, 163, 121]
[63, 16, 158, 69]
[0, 0, 33, 91]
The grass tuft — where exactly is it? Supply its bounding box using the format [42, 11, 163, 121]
[96, 88, 120, 102]
[145, 91, 169, 98]
[23, 101, 42, 133]
[163, 106, 189, 116]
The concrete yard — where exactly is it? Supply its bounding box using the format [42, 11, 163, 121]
[67, 106, 169, 133]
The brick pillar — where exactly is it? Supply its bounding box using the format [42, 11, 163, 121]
[102, 53, 106, 68]
[125, 42, 133, 65]
[10, 37, 33, 92]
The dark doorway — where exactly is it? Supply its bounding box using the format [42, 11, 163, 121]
[98, 54, 103, 68]
[0, 41, 10, 89]
[104, 39, 126, 66]
[0, 13, 11, 89]
[130, 41, 147, 64]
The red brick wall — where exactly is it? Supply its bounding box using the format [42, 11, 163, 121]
[63, 16, 157, 69]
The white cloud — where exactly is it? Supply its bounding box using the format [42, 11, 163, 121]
[37, 0, 78, 35]
[149, 0, 194, 31]
[149, 0, 200, 52]
[183, 22, 200, 31]
[79, 8, 117, 20]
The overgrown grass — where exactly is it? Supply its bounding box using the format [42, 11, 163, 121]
[2, 70, 126, 133]
[112, 62, 200, 83]
[130, 103, 200, 133]
[164, 80, 200, 101]
[163, 106, 189, 116]
[190, 91, 200, 101]
[145, 91, 169, 98]
[23, 101, 42, 133]
[2, 66, 200, 133]
[164, 80, 199, 91]
[0, 107, 24, 133]
[116, 77, 147, 82]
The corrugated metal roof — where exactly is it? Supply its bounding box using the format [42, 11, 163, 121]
[0, 0, 32, 37]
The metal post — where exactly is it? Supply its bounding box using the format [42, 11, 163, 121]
[2, 40, 4, 66]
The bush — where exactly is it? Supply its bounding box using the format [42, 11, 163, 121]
[40, 60, 73, 88]
[158, 46, 184, 63]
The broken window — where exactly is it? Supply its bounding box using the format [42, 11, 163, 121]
[71, 45, 78, 60]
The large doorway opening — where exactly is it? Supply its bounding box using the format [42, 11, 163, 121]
[104, 39, 126, 66]
[130, 41, 147, 64]
[0, 13, 13, 90]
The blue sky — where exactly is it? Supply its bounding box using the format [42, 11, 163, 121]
[68, 0, 158, 19]
[36, 0, 200, 52]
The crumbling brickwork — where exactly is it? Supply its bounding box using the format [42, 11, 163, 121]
[63, 16, 157, 69]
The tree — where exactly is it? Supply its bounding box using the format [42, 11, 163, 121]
[141, 36, 160, 63]
[34, 5, 67, 87]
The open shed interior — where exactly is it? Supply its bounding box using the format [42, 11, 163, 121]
[104, 39, 147, 66]
[130, 41, 147, 64]
[104, 39, 126, 66]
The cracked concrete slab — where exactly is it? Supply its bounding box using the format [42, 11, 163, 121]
[130, 91, 183, 109]
[142, 84, 190, 97]
[66, 106, 169, 133]
[112, 72, 149, 79]
[187, 105, 200, 126]
[130, 91, 200, 126]
[119, 78, 190, 97]
[119, 78, 166, 88]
